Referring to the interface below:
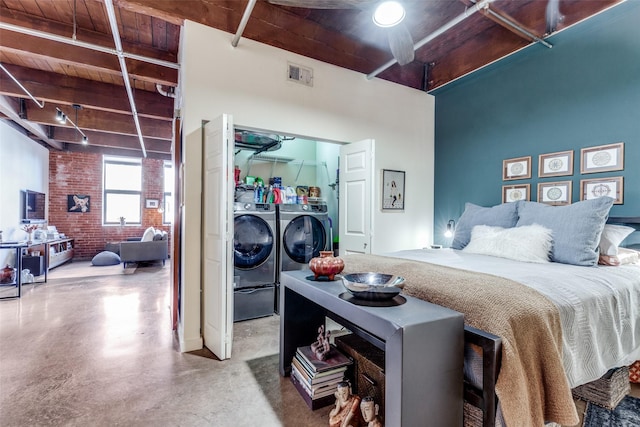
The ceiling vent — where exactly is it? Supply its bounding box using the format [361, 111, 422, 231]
[288, 62, 313, 87]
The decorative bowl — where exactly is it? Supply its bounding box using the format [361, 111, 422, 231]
[341, 273, 405, 301]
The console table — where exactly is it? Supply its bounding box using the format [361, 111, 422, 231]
[0, 238, 74, 299]
[279, 270, 464, 426]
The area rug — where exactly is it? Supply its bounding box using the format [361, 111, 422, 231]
[583, 395, 640, 427]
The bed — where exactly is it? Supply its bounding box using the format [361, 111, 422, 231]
[341, 198, 640, 427]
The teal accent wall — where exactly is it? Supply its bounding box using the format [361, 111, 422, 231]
[432, 1, 640, 245]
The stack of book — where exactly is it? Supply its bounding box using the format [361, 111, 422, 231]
[290, 344, 353, 409]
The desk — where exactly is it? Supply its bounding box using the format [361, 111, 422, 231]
[279, 270, 464, 426]
[0, 243, 26, 299]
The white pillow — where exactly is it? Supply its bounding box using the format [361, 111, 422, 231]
[618, 248, 640, 265]
[141, 226, 156, 242]
[599, 248, 640, 266]
[598, 224, 635, 256]
[463, 224, 553, 263]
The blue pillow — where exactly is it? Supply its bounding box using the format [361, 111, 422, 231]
[91, 251, 121, 266]
[516, 197, 615, 266]
[451, 202, 519, 250]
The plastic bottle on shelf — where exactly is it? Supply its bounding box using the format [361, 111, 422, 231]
[285, 186, 296, 204]
[254, 184, 263, 203]
[265, 186, 274, 203]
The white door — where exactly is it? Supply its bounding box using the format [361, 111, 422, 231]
[202, 114, 234, 360]
[339, 139, 374, 255]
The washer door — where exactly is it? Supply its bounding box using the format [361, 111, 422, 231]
[234, 214, 274, 269]
[283, 215, 326, 264]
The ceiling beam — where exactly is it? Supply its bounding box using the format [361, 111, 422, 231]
[0, 6, 178, 63]
[0, 95, 63, 150]
[23, 103, 172, 140]
[0, 29, 178, 87]
[64, 142, 171, 160]
[114, 0, 186, 26]
[116, 0, 393, 73]
[52, 127, 171, 153]
[0, 64, 174, 120]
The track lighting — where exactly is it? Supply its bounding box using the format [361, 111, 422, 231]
[55, 106, 88, 145]
[55, 109, 67, 124]
[373, 1, 406, 28]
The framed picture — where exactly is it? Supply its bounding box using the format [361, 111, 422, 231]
[538, 150, 573, 177]
[537, 181, 572, 206]
[67, 194, 90, 213]
[381, 169, 405, 211]
[580, 142, 624, 174]
[580, 177, 623, 204]
[145, 199, 159, 209]
[503, 156, 531, 180]
[502, 184, 530, 203]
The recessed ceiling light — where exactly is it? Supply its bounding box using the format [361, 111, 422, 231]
[373, 1, 406, 28]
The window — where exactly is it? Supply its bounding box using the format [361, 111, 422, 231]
[103, 156, 142, 224]
[163, 161, 174, 224]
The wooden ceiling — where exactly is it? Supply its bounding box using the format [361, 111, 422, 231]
[0, 0, 621, 158]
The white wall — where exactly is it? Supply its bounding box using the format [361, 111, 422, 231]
[178, 21, 435, 352]
[0, 121, 49, 265]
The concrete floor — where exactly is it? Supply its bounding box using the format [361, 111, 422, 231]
[0, 261, 331, 427]
[1, 261, 638, 426]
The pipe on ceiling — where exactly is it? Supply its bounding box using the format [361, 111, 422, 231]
[0, 63, 45, 108]
[483, 6, 553, 49]
[367, 0, 495, 80]
[156, 84, 176, 98]
[232, 0, 258, 47]
[0, 95, 63, 149]
[0, 22, 179, 70]
[104, 0, 147, 157]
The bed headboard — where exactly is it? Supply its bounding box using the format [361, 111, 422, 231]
[608, 217, 640, 225]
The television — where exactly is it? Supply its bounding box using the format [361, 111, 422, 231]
[21, 190, 47, 224]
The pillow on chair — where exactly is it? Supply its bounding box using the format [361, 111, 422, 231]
[141, 226, 156, 242]
[92, 251, 121, 266]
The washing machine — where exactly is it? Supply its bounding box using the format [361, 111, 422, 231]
[233, 202, 277, 322]
[278, 203, 330, 273]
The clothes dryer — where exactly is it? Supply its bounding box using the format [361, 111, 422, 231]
[278, 203, 330, 274]
[233, 202, 277, 321]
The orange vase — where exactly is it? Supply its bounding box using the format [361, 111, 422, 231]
[309, 251, 344, 281]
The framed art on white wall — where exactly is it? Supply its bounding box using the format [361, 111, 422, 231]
[503, 156, 531, 180]
[382, 169, 405, 211]
[537, 181, 572, 206]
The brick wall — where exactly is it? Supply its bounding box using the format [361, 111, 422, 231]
[49, 152, 170, 260]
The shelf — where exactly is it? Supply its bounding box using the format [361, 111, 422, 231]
[47, 238, 74, 270]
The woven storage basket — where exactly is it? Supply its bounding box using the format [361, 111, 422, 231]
[630, 360, 640, 383]
[334, 334, 385, 419]
[463, 401, 483, 427]
[572, 367, 630, 409]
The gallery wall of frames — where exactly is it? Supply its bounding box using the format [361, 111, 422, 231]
[501, 142, 625, 205]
